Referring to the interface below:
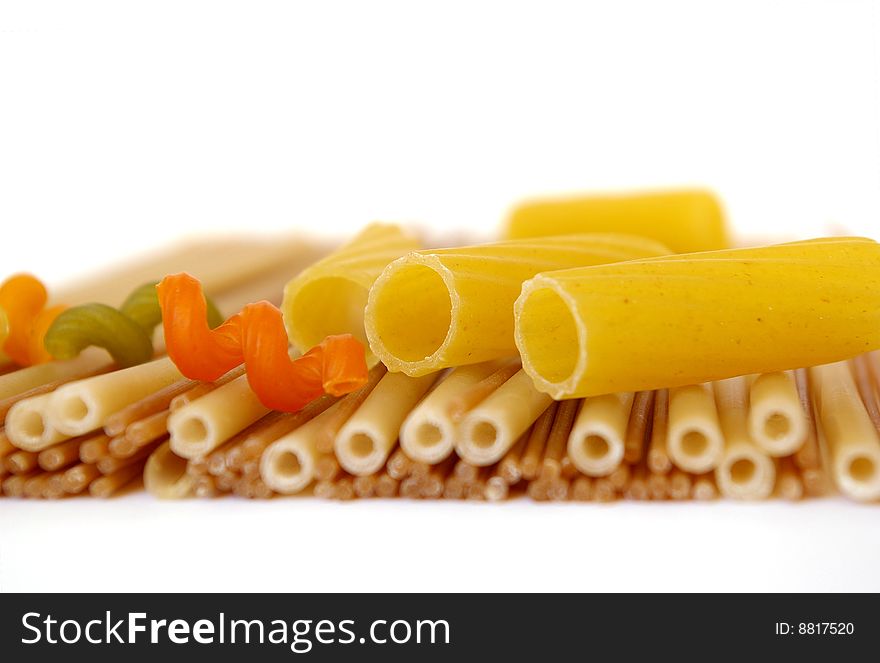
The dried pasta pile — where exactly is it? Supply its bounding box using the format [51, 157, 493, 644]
[1, 190, 879, 503]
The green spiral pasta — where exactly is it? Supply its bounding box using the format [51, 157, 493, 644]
[44, 303, 154, 368]
[119, 283, 164, 333]
[120, 282, 224, 333]
[43, 281, 225, 368]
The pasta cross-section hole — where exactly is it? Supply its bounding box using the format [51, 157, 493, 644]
[370, 263, 452, 362]
[59, 396, 90, 423]
[471, 421, 498, 449]
[19, 411, 46, 438]
[276, 451, 302, 478]
[681, 430, 708, 457]
[583, 434, 610, 460]
[763, 412, 790, 440]
[849, 456, 876, 483]
[516, 287, 578, 384]
[349, 433, 375, 458]
[730, 458, 756, 484]
[178, 416, 209, 445]
[414, 422, 443, 448]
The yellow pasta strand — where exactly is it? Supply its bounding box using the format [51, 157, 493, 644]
[810, 361, 880, 502]
[366, 234, 669, 376]
[504, 189, 728, 253]
[281, 223, 419, 364]
[713, 377, 775, 500]
[515, 237, 880, 399]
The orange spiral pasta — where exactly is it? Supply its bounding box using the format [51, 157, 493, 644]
[0, 274, 66, 366]
[158, 273, 369, 411]
[239, 301, 368, 412]
[157, 273, 244, 381]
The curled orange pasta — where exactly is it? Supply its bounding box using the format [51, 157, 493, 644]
[157, 273, 244, 381]
[157, 273, 369, 411]
[239, 301, 368, 412]
[0, 274, 66, 366]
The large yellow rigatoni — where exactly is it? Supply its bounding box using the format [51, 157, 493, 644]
[504, 189, 728, 253]
[365, 234, 669, 376]
[515, 237, 880, 399]
[281, 223, 419, 364]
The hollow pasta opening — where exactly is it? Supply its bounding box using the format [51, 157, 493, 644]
[151, 444, 188, 484]
[730, 458, 756, 484]
[583, 434, 610, 460]
[59, 396, 90, 423]
[470, 420, 499, 449]
[516, 286, 579, 384]
[763, 412, 790, 440]
[177, 416, 209, 446]
[414, 422, 443, 447]
[849, 455, 876, 483]
[18, 410, 46, 438]
[288, 277, 369, 348]
[275, 450, 303, 478]
[348, 433, 375, 458]
[370, 263, 452, 362]
[681, 430, 708, 457]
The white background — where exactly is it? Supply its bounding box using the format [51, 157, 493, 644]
[1, 0, 879, 592]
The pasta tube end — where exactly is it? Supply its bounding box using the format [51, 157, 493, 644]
[834, 449, 880, 502]
[168, 411, 215, 460]
[666, 385, 725, 474]
[365, 254, 457, 377]
[567, 396, 628, 477]
[5, 394, 63, 452]
[335, 427, 387, 476]
[144, 442, 195, 498]
[747, 372, 808, 457]
[48, 386, 100, 436]
[283, 275, 375, 365]
[400, 415, 455, 465]
[457, 416, 504, 466]
[260, 439, 315, 495]
[514, 275, 586, 399]
[715, 450, 775, 500]
[281, 222, 419, 368]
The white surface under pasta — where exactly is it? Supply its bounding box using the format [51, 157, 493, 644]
[0, 496, 876, 592]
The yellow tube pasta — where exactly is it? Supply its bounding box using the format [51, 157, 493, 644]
[515, 237, 880, 399]
[168, 375, 270, 459]
[713, 377, 775, 500]
[144, 441, 195, 499]
[366, 234, 669, 376]
[282, 223, 419, 364]
[567, 392, 633, 476]
[666, 383, 724, 474]
[48, 356, 183, 436]
[456, 369, 553, 466]
[747, 371, 807, 456]
[809, 361, 880, 502]
[260, 399, 349, 494]
[504, 189, 728, 253]
[399, 361, 508, 464]
[335, 371, 439, 476]
[5, 393, 71, 452]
